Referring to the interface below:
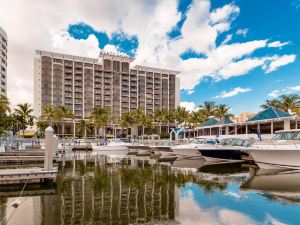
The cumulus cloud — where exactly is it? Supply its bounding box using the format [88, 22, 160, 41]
[180, 101, 198, 112]
[268, 41, 290, 48]
[236, 28, 248, 37]
[264, 54, 296, 73]
[268, 85, 300, 98]
[214, 87, 252, 99]
[0, 0, 296, 106]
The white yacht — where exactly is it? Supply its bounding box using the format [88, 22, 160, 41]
[248, 130, 300, 169]
[171, 138, 217, 158]
[92, 139, 132, 155]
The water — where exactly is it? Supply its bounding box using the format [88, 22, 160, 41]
[0, 158, 300, 225]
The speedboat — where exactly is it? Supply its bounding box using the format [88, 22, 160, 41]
[247, 130, 300, 169]
[197, 138, 251, 163]
[171, 138, 217, 158]
[92, 139, 132, 155]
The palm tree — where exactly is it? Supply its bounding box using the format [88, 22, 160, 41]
[118, 112, 134, 138]
[36, 119, 50, 138]
[198, 101, 216, 119]
[52, 105, 74, 140]
[153, 109, 165, 134]
[214, 104, 234, 120]
[14, 103, 34, 131]
[77, 119, 92, 140]
[260, 99, 282, 110]
[90, 107, 110, 139]
[0, 95, 10, 115]
[175, 106, 190, 128]
[42, 105, 55, 124]
[278, 94, 300, 113]
[131, 108, 146, 137]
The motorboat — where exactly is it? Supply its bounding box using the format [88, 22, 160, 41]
[197, 138, 251, 163]
[92, 139, 132, 155]
[247, 130, 300, 169]
[171, 138, 217, 158]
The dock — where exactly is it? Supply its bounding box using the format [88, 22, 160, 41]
[0, 168, 58, 185]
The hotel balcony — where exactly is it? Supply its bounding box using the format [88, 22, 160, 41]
[103, 101, 111, 106]
[104, 90, 110, 95]
[122, 87, 129, 91]
[131, 93, 137, 97]
[75, 69, 82, 74]
[75, 94, 82, 98]
[75, 81, 82, 86]
[94, 84, 102, 89]
[104, 79, 111, 84]
[94, 95, 102, 100]
[104, 97, 111, 101]
[65, 69, 72, 73]
[95, 78, 102, 83]
[75, 75, 82, 80]
[122, 81, 129, 86]
[104, 85, 111, 89]
[64, 81, 72, 86]
[122, 91, 129, 96]
[64, 62, 72, 67]
[122, 97, 129, 102]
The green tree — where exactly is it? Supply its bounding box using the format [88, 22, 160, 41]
[175, 106, 190, 127]
[42, 105, 55, 124]
[90, 107, 110, 139]
[278, 94, 300, 113]
[214, 104, 234, 119]
[36, 120, 49, 138]
[77, 119, 92, 139]
[118, 112, 134, 138]
[52, 105, 74, 139]
[14, 103, 34, 131]
[198, 101, 216, 119]
[260, 99, 282, 110]
[0, 95, 10, 115]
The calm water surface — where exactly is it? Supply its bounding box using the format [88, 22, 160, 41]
[0, 158, 300, 225]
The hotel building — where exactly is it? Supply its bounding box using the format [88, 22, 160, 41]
[34, 50, 180, 125]
[0, 26, 7, 96]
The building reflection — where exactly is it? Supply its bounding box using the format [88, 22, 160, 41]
[41, 161, 179, 225]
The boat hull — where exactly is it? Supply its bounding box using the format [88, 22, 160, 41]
[248, 150, 300, 169]
[171, 148, 202, 157]
[198, 149, 249, 163]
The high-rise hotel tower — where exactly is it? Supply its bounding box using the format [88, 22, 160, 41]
[0, 26, 7, 96]
[34, 50, 180, 122]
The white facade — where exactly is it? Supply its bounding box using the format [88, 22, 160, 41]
[0, 26, 7, 96]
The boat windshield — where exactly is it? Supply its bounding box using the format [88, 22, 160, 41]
[293, 132, 300, 140]
[219, 139, 232, 145]
[191, 138, 205, 144]
[272, 132, 298, 140]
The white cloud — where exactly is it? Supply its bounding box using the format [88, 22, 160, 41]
[51, 31, 100, 58]
[214, 87, 252, 99]
[236, 28, 248, 37]
[0, 0, 296, 106]
[221, 34, 232, 45]
[268, 90, 280, 98]
[180, 101, 197, 112]
[268, 85, 300, 98]
[268, 41, 290, 48]
[265, 54, 296, 73]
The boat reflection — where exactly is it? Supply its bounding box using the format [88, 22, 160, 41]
[241, 169, 300, 204]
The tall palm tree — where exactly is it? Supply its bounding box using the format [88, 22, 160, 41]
[214, 104, 234, 120]
[118, 112, 134, 138]
[260, 99, 282, 110]
[77, 119, 92, 140]
[278, 94, 300, 113]
[14, 103, 34, 131]
[36, 119, 50, 138]
[175, 106, 190, 128]
[0, 95, 10, 115]
[42, 105, 55, 124]
[52, 105, 74, 139]
[153, 109, 165, 134]
[198, 101, 216, 119]
[131, 108, 146, 137]
[90, 107, 110, 139]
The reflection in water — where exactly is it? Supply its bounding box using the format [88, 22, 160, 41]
[241, 169, 300, 204]
[0, 160, 300, 225]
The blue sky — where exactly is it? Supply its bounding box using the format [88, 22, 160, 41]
[66, 0, 299, 115]
[2, 0, 298, 112]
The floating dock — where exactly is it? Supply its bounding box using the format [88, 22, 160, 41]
[0, 168, 58, 185]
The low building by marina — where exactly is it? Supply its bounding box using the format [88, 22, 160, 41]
[185, 107, 300, 139]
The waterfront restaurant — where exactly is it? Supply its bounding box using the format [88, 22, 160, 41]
[185, 107, 300, 139]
